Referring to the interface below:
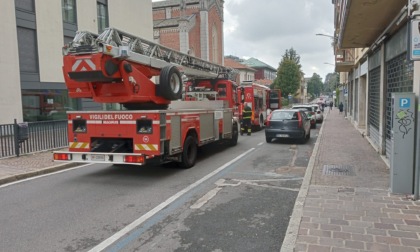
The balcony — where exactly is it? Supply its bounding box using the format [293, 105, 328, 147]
[335, 48, 354, 72]
[336, 0, 405, 48]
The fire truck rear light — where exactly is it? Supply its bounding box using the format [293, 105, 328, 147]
[124, 155, 145, 163]
[54, 153, 71, 161]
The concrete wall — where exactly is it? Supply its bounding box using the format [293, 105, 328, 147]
[0, 1, 23, 124]
[76, 0, 98, 33]
[109, 0, 153, 40]
[36, 0, 64, 83]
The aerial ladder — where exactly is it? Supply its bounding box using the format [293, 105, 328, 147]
[63, 27, 237, 109]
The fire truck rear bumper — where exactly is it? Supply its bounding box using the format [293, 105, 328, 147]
[53, 151, 149, 166]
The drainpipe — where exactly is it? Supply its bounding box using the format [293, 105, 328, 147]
[411, 0, 420, 200]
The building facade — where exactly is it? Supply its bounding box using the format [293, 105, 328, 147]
[224, 57, 256, 84]
[242, 57, 277, 81]
[1, 0, 153, 124]
[152, 0, 225, 65]
[333, 1, 416, 162]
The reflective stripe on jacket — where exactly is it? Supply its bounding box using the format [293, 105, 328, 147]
[242, 107, 252, 119]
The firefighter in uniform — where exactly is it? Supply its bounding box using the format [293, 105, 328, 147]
[241, 104, 252, 136]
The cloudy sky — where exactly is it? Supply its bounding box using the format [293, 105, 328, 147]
[153, 0, 335, 81]
[223, 0, 335, 81]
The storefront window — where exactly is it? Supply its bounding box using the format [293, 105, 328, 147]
[22, 89, 79, 121]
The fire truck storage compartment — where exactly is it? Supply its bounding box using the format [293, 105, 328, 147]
[90, 137, 133, 153]
[170, 116, 181, 154]
[201, 113, 215, 143]
[223, 111, 232, 137]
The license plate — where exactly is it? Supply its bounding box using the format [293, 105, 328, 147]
[276, 134, 289, 138]
[91, 154, 105, 161]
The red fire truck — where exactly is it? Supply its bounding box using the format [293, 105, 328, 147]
[53, 28, 239, 168]
[237, 81, 281, 132]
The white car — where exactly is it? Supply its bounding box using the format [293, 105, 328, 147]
[309, 104, 323, 123]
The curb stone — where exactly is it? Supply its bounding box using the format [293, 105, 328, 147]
[0, 162, 82, 186]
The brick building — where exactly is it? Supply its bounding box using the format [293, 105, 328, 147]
[152, 0, 224, 65]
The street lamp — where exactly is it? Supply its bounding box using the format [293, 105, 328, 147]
[324, 62, 334, 66]
[315, 33, 335, 39]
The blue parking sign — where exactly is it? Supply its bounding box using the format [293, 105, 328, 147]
[399, 98, 410, 108]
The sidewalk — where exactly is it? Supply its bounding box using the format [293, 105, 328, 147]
[0, 148, 74, 185]
[282, 108, 420, 252]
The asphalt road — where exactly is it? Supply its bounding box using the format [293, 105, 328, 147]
[0, 126, 319, 252]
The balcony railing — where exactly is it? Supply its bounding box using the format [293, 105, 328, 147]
[335, 48, 355, 72]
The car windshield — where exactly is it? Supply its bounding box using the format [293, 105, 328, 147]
[271, 111, 298, 120]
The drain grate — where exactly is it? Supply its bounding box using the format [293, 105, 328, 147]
[322, 165, 355, 176]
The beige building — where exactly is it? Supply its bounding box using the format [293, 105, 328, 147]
[0, 0, 153, 124]
[333, 1, 420, 194]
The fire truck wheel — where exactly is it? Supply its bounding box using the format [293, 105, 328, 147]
[159, 66, 183, 100]
[227, 123, 239, 146]
[179, 135, 197, 168]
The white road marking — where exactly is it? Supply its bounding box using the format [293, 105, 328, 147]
[257, 142, 264, 146]
[0, 164, 91, 189]
[190, 187, 222, 209]
[88, 148, 255, 252]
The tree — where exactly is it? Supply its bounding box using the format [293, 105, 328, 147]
[274, 48, 302, 97]
[324, 72, 339, 94]
[307, 73, 323, 97]
[283, 48, 302, 70]
[273, 59, 301, 97]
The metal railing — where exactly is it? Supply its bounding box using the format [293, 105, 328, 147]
[0, 120, 68, 159]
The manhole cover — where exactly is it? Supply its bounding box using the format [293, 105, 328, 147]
[322, 165, 355, 176]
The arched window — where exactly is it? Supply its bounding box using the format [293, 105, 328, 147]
[212, 24, 218, 63]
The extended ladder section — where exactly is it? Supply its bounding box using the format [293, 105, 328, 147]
[63, 27, 237, 81]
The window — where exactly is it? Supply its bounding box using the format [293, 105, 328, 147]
[21, 89, 78, 121]
[97, 1, 109, 33]
[17, 27, 38, 73]
[62, 0, 76, 24]
[15, 0, 35, 12]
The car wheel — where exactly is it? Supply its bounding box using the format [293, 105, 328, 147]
[266, 136, 272, 143]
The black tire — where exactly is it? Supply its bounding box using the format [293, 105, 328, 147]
[179, 135, 198, 168]
[227, 123, 239, 146]
[123, 102, 168, 110]
[266, 136, 272, 143]
[299, 133, 306, 144]
[159, 66, 183, 100]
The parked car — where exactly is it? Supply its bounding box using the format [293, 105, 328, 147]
[265, 109, 311, 143]
[309, 104, 323, 123]
[291, 105, 316, 129]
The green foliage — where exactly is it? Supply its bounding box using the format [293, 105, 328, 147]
[324, 72, 339, 94]
[282, 97, 289, 107]
[307, 73, 323, 97]
[274, 59, 301, 97]
[274, 47, 303, 98]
